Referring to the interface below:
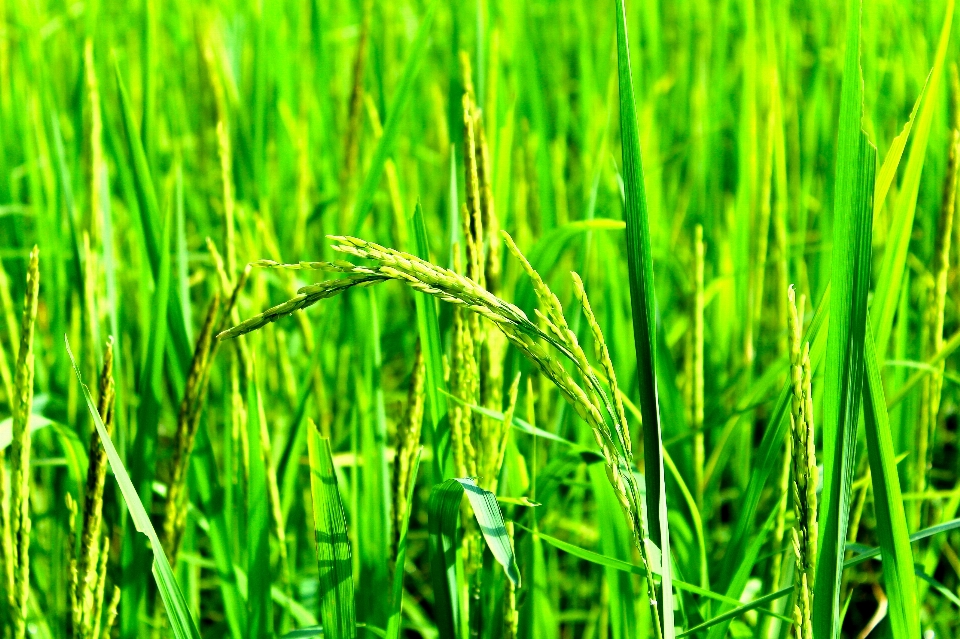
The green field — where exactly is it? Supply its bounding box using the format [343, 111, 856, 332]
[1, 0, 960, 637]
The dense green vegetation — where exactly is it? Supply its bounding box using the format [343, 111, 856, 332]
[2, 0, 960, 637]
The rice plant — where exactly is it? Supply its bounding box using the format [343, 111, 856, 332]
[3, 0, 960, 637]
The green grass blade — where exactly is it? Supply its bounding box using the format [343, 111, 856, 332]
[349, 0, 439, 235]
[588, 463, 638, 639]
[66, 337, 202, 639]
[246, 373, 273, 638]
[124, 197, 172, 635]
[113, 57, 192, 371]
[408, 201, 452, 480]
[386, 450, 422, 639]
[684, 517, 960, 637]
[813, 0, 877, 635]
[515, 522, 790, 623]
[705, 497, 784, 639]
[612, 0, 673, 632]
[861, 319, 919, 638]
[307, 429, 357, 639]
[869, 0, 954, 360]
[873, 74, 927, 217]
[428, 479, 465, 639]
[189, 418, 247, 638]
[717, 285, 830, 589]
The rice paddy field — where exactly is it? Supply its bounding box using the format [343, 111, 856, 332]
[4, 0, 960, 637]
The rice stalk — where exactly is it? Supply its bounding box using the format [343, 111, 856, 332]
[75, 339, 115, 638]
[393, 341, 424, 557]
[66, 493, 79, 639]
[693, 225, 705, 510]
[787, 285, 816, 639]
[88, 536, 110, 639]
[8, 246, 39, 639]
[164, 262, 249, 562]
[163, 293, 221, 560]
[101, 587, 120, 639]
[362, 95, 407, 249]
[916, 127, 959, 528]
[338, 0, 372, 231]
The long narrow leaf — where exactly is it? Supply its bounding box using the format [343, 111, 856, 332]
[612, 0, 673, 633]
[408, 201, 453, 479]
[386, 451, 422, 639]
[247, 374, 272, 638]
[814, 0, 878, 636]
[66, 338, 201, 639]
[869, 0, 954, 359]
[862, 319, 919, 637]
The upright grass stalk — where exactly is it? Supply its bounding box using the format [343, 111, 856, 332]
[72, 339, 116, 639]
[692, 225, 705, 510]
[338, 0, 371, 232]
[393, 342, 425, 558]
[9, 246, 39, 639]
[915, 127, 959, 528]
[787, 286, 817, 639]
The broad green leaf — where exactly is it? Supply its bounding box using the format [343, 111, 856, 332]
[862, 319, 919, 637]
[66, 337, 202, 639]
[814, 1, 878, 636]
[308, 430, 357, 639]
[455, 478, 521, 587]
[612, 0, 673, 633]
